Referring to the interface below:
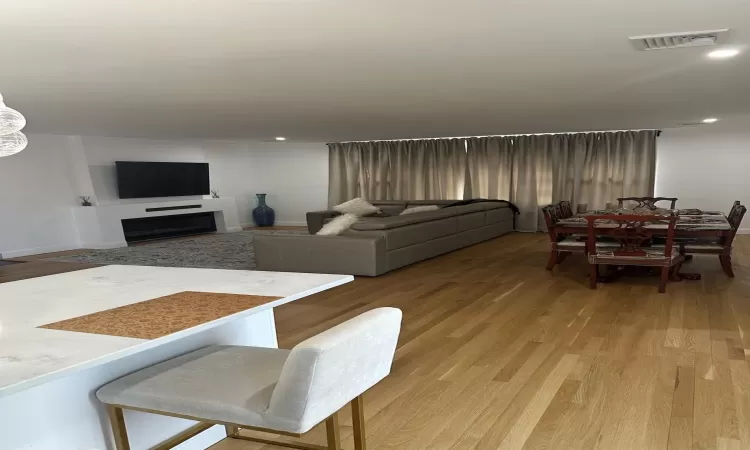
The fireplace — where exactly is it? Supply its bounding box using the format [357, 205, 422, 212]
[121, 212, 217, 242]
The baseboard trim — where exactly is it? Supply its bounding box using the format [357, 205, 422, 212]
[738, 228, 750, 235]
[240, 221, 307, 228]
[1, 243, 83, 258]
[0, 239, 135, 257]
[275, 221, 307, 226]
[83, 241, 128, 250]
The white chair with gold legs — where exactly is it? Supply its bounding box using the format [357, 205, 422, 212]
[96, 307, 402, 450]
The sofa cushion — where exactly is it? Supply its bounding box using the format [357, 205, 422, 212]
[446, 203, 505, 214]
[400, 205, 440, 215]
[385, 221, 512, 270]
[377, 205, 407, 216]
[351, 208, 458, 230]
[371, 201, 409, 207]
[405, 200, 458, 207]
[306, 210, 341, 235]
[370, 217, 459, 250]
[351, 202, 510, 231]
[333, 198, 379, 216]
[485, 207, 514, 225]
[457, 212, 486, 232]
[387, 233, 462, 270]
[254, 234, 387, 276]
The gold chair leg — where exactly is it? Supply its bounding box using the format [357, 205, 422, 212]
[325, 412, 341, 450]
[225, 425, 239, 437]
[106, 405, 131, 450]
[351, 395, 367, 450]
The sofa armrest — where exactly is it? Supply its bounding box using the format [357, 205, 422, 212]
[306, 210, 341, 234]
[254, 234, 387, 277]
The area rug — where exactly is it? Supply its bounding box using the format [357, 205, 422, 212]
[44, 230, 308, 271]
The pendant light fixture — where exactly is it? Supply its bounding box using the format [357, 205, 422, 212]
[0, 131, 28, 157]
[0, 92, 28, 156]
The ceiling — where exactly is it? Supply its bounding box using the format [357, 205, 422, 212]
[1, 0, 750, 142]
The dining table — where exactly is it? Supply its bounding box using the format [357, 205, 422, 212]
[554, 208, 735, 278]
[555, 209, 732, 236]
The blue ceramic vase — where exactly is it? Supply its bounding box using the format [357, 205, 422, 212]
[252, 193, 275, 227]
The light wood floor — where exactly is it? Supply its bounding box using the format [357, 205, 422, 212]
[0, 249, 97, 283]
[4, 233, 750, 449]
[211, 233, 750, 450]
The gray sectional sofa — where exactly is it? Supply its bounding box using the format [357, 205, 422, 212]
[254, 200, 515, 276]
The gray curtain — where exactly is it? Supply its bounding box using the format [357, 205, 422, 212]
[329, 130, 657, 231]
[577, 131, 657, 211]
[467, 130, 657, 231]
[327, 139, 466, 206]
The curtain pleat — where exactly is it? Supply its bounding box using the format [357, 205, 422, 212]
[466, 137, 511, 200]
[467, 130, 657, 231]
[577, 130, 657, 211]
[327, 138, 466, 206]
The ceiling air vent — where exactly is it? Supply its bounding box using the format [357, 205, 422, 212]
[629, 29, 729, 51]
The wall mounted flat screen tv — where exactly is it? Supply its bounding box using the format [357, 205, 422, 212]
[115, 161, 210, 199]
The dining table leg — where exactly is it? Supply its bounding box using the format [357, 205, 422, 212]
[658, 266, 670, 293]
[589, 264, 598, 289]
[719, 254, 735, 277]
[546, 251, 557, 271]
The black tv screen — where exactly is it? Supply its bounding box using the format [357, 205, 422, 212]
[115, 161, 210, 199]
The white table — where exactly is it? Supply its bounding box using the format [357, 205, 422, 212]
[0, 265, 352, 450]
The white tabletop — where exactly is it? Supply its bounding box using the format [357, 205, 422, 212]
[0, 265, 352, 397]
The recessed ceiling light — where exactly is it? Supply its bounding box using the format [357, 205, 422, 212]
[702, 117, 719, 123]
[275, 137, 286, 141]
[707, 49, 740, 59]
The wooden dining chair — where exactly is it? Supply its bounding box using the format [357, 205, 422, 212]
[585, 215, 683, 293]
[681, 203, 746, 277]
[542, 204, 583, 270]
[730, 200, 741, 217]
[542, 204, 566, 270]
[558, 201, 573, 219]
[617, 197, 678, 210]
[542, 204, 619, 271]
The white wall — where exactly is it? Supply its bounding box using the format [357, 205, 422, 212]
[655, 116, 750, 230]
[0, 135, 328, 256]
[82, 136, 207, 206]
[206, 142, 329, 225]
[0, 135, 82, 257]
[80, 137, 328, 226]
